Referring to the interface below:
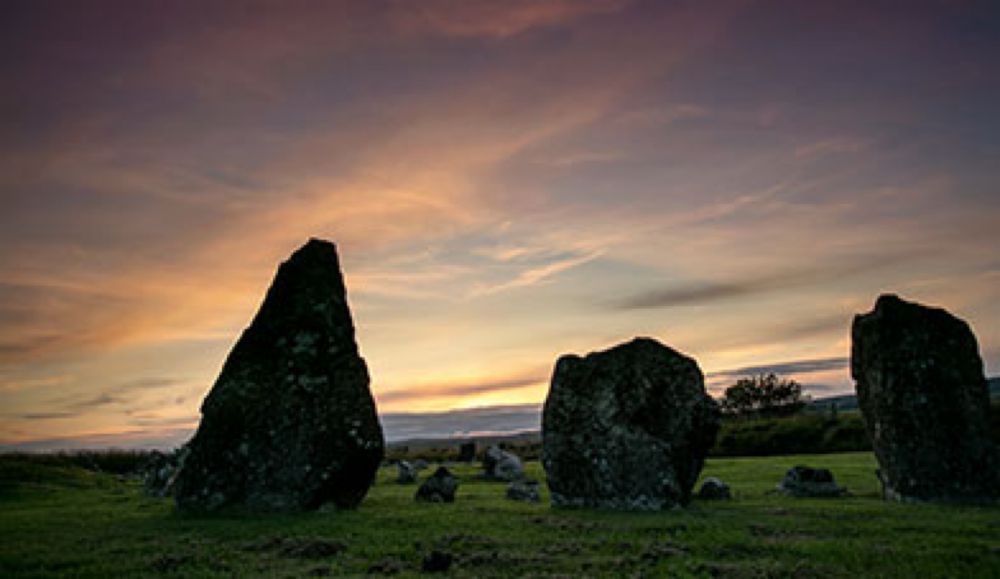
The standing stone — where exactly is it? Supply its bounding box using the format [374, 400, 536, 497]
[776, 466, 846, 498]
[506, 479, 541, 502]
[852, 294, 1000, 502]
[697, 477, 731, 500]
[482, 445, 524, 481]
[174, 239, 384, 511]
[415, 467, 458, 503]
[397, 461, 417, 484]
[542, 337, 720, 510]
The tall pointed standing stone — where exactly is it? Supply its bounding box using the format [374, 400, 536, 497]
[852, 294, 999, 502]
[175, 239, 384, 512]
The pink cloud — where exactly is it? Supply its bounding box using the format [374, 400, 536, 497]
[389, 0, 631, 39]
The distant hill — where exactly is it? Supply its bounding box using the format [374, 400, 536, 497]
[807, 376, 1000, 413]
[806, 393, 859, 413]
[386, 377, 1000, 455]
[387, 429, 540, 451]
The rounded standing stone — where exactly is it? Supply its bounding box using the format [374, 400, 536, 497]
[542, 337, 720, 510]
[482, 445, 524, 481]
[776, 466, 846, 498]
[697, 477, 731, 500]
[415, 467, 458, 503]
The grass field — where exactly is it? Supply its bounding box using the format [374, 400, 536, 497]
[2, 452, 998, 578]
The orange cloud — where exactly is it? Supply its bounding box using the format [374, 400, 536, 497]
[376, 371, 547, 405]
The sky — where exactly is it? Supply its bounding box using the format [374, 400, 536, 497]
[2, 0, 999, 449]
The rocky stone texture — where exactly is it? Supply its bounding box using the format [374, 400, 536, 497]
[141, 448, 187, 497]
[697, 477, 731, 500]
[415, 467, 458, 503]
[776, 466, 846, 497]
[506, 479, 541, 502]
[396, 461, 416, 484]
[852, 294, 1000, 502]
[542, 337, 720, 510]
[174, 239, 384, 512]
[482, 445, 524, 481]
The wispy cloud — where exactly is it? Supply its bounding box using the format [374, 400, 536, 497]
[0, 335, 65, 361]
[46, 377, 186, 414]
[794, 136, 869, 159]
[539, 150, 625, 168]
[470, 245, 538, 262]
[17, 412, 77, 421]
[612, 103, 710, 127]
[68, 393, 120, 410]
[0, 374, 72, 393]
[708, 357, 849, 382]
[471, 250, 603, 296]
[389, 0, 631, 39]
[126, 415, 198, 428]
[611, 251, 930, 310]
[115, 377, 182, 393]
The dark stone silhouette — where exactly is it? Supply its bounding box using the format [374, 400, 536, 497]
[776, 465, 846, 497]
[852, 294, 1000, 502]
[542, 337, 720, 510]
[697, 477, 731, 500]
[415, 467, 458, 503]
[174, 239, 384, 511]
[458, 441, 476, 462]
[506, 479, 541, 502]
[482, 445, 524, 481]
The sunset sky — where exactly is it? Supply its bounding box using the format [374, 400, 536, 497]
[2, 0, 999, 448]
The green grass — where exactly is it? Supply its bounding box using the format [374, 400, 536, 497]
[1, 453, 998, 577]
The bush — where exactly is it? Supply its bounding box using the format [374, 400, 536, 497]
[710, 413, 870, 457]
[0, 450, 155, 477]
